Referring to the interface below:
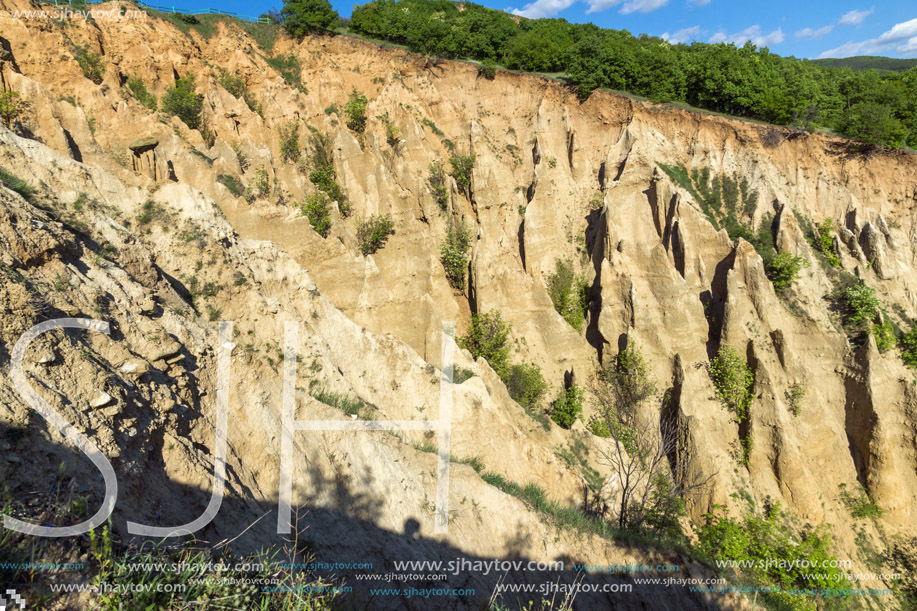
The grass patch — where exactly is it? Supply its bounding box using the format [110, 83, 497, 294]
[0, 166, 36, 201]
[217, 174, 245, 198]
[265, 54, 305, 92]
[310, 383, 374, 418]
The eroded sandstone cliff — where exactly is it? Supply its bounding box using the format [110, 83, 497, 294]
[2, 2, 917, 608]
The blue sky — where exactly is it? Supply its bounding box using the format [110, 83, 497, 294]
[181, 0, 917, 59]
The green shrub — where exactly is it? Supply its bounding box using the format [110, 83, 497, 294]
[125, 75, 157, 111]
[278, 119, 301, 163]
[901, 325, 917, 368]
[546, 259, 589, 330]
[874, 315, 896, 353]
[308, 133, 350, 215]
[838, 483, 883, 519]
[502, 363, 547, 410]
[478, 59, 497, 79]
[587, 414, 611, 437]
[765, 250, 807, 292]
[281, 0, 339, 37]
[697, 502, 852, 607]
[815, 218, 842, 268]
[600, 344, 657, 416]
[216, 67, 246, 98]
[836, 280, 881, 332]
[458, 311, 510, 377]
[357, 214, 395, 255]
[0, 166, 35, 201]
[786, 383, 805, 416]
[551, 385, 583, 429]
[0, 91, 23, 127]
[162, 75, 203, 130]
[429, 161, 449, 210]
[709, 346, 753, 422]
[449, 155, 476, 196]
[440, 223, 472, 290]
[344, 88, 368, 133]
[299, 192, 332, 238]
[74, 46, 105, 84]
[216, 68, 261, 116]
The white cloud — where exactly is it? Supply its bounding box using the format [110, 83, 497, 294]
[838, 8, 874, 26]
[619, 0, 669, 14]
[584, 0, 668, 14]
[509, 0, 576, 18]
[876, 18, 917, 44]
[795, 25, 834, 39]
[795, 8, 874, 40]
[709, 32, 727, 43]
[687, 0, 711, 5]
[709, 25, 784, 47]
[583, 0, 622, 14]
[818, 18, 917, 58]
[662, 26, 703, 44]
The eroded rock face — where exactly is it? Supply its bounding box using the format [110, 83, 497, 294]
[1, 3, 917, 607]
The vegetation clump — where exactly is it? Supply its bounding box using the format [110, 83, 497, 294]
[217, 174, 244, 198]
[125, 75, 157, 111]
[459, 311, 511, 378]
[307, 133, 350, 215]
[901, 325, 917, 369]
[833, 279, 881, 333]
[0, 166, 35, 201]
[281, 0, 338, 37]
[550, 384, 583, 429]
[449, 155, 475, 197]
[440, 223, 472, 290]
[343, 88, 368, 133]
[162, 75, 203, 130]
[502, 363, 547, 411]
[356, 214, 395, 256]
[73, 45, 105, 84]
[299, 192, 332, 238]
[709, 345, 753, 422]
[0, 90, 24, 128]
[814, 218, 842, 268]
[765, 250, 807, 292]
[216, 68, 262, 116]
[838, 483, 884, 519]
[428, 161, 449, 210]
[697, 501, 853, 610]
[278, 119, 301, 164]
[546, 259, 589, 330]
[265, 54, 305, 92]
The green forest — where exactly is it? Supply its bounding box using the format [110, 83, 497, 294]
[323, 0, 917, 148]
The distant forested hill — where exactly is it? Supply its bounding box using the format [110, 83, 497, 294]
[341, 0, 917, 148]
[813, 57, 917, 73]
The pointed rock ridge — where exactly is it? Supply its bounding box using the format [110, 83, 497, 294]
[773, 202, 806, 255]
[859, 222, 892, 279]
